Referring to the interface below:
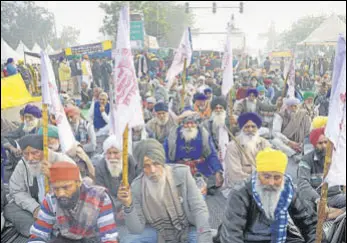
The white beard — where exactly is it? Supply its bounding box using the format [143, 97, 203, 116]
[212, 110, 226, 128]
[144, 167, 167, 202]
[106, 158, 123, 178]
[181, 127, 198, 142]
[25, 160, 42, 177]
[155, 115, 169, 126]
[246, 99, 257, 113]
[239, 131, 260, 155]
[48, 143, 60, 151]
[255, 177, 284, 221]
[23, 119, 39, 133]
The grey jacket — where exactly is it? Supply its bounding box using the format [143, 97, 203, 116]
[124, 164, 212, 242]
[8, 151, 75, 214]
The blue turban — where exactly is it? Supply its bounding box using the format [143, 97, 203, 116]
[23, 104, 42, 118]
[247, 88, 259, 97]
[204, 87, 213, 94]
[238, 112, 262, 129]
[6, 58, 14, 64]
[154, 102, 169, 112]
[256, 85, 266, 93]
[195, 93, 208, 101]
[59, 56, 64, 62]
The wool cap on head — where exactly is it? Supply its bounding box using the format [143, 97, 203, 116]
[311, 116, 328, 129]
[238, 112, 262, 129]
[23, 104, 42, 118]
[38, 125, 59, 138]
[247, 88, 259, 97]
[18, 134, 44, 151]
[154, 102, 169, 112]
[204, 87, 212, 94]
[146, 97, 156, 104]
[264, 79, 272, 85]
[64, 106, 80, 116]
[256, 148, 288, 174]
[195, 93, 208, 101]
[50, 161, 80, 183]
[256, 85, 266, 93]
[103, 135, 121, 152]
[310, 127, 325, 147]
[303, 91, 315, 100]
[210, 96, 227, 110]
[284, 97, 301, 106]
[133, 139, 166, 171]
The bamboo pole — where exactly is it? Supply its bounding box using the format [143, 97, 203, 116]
[281, 60, 292, 99]
[122, 124, 129, 187]
[315, 140, 333, 243]
[180, 58, 188, 111]
[42, 104, 50, 194]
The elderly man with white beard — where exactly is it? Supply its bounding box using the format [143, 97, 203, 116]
[219, 148, 323, 243]
[164, 109, 224, 190]
[146, 102, 177, 144]
[299, 91, 316, 121]
[118, 139, 212, 243]
[222, 112, 271, 198]
[3, 134, 75, 237]
[94, 135, 137, 224]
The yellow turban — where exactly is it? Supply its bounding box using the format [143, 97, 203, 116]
[312, 116, 328, 129]
[256, 148, 288, 174]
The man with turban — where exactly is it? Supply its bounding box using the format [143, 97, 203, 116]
[146, 102, 177, 143]
[222, 112, 271, 197]
[219, 148, 322, 243]
[314, 82, 330, 116]
[89, 92, 110, 131]
[65, 105, 96, 156]
[4, 135, 74, 237]
[118, 139, 212, 243]
[81, 54, 93, 89]
[164, 109, 224, 188]
[143, 97, 156, 123]
[300, 91, 316, 120]
[37, 125, 60, 151]
[204, 87, 213, 102]
[298, 128, 345, 221]
[28, 162, 119, 242]
[303, 116, 329, 155]
[58, 56, 72, 93]
[95, 135, 137, 224]
[264, 78, 275, 102]
[194, 93, 212, 120]
[272, 97, 311, 161]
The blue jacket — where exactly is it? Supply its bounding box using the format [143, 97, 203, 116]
[93, 102, 110, 130]
[6, 64, 17, 76]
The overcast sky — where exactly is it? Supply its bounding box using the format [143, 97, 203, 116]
[37, 1, 346, 50]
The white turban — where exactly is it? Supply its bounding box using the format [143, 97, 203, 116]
[198, 76, 206, 81]
[146, 97, 156, 104]
[103, 135, 121, 153]
[284, 97, 300, 106]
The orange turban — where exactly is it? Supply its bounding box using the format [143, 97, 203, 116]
[50, 162, 80, 183]
[309, 127, 325, 147]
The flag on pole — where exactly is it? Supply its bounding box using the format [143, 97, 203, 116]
[165, 28, 193, 89]
[110, 5, 144, 147]
[287, 59, 295, 98]
[40, 51, 76, 152]
[325, 35, 346, 187]
[221, 33, 234, 96]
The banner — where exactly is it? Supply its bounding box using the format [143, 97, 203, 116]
[221, 32, 234, 96]
[1, 74, 41, 109]
[40, 51, 75, 152]
[110, 5, 144, 147]
[325, 35, 346, 187]
[65, 40, 112, 57]
[165, 28, 193, 89]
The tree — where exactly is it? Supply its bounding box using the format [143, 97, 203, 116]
[51, 26, 81, 50]
[1, 1, 55, 49]
[99, 1, 194, 48]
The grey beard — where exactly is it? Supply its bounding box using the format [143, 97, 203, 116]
[144, 167, 167, 202]
[106, 159, 123, 178]
[155, 116, 169, 126]
[180, 127, 198, 142]
[239, 131, 260, 155]
[246, 100, 257, 112]
[255, 177, 284, 221]
[212, 111, 226, 128]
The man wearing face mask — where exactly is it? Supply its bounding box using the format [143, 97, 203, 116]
[4, 134, 75, 237]
[95, 135, 137, 223]
[28, 162, 119, 243]
[298, 128, 346, 221]
[222, 112, 271, 198]
[146, 102, 177, 144]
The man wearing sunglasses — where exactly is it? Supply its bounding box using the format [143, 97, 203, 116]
[297, 127, 346, 221]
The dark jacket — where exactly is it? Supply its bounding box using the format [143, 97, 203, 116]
[220, 177, 322, 243]
[94, 156, 137, 212]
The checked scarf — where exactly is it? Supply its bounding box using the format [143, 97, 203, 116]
[251, 173, 294, 243]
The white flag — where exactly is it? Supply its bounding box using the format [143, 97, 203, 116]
[287, 59, 295, 98]
[110, 6, 144, 147]
[40, 51, 76, 152]
[165, 28, 192, 89]
[222, 33, 234, 96]
[325, 35, 346, 187]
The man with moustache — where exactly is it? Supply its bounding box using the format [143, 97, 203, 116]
[193, 93, 212, 121]
[299, 91, 316, 121]
[164, 110, 223, 185]
[3, 134, 75, 237]
[219, 148, 321, 243]
[222, 112, 271, 197]
[95, 135, 137, 222]
[118, 139, 212, 243]
[89, 92, 110, 131]
[146, 102, 177, 144]
[298, 128, 346, 220]
[28, 162, 119, 243]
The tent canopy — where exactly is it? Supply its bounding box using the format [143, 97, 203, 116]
[31, 43, 42, 53]
[1, 38, 21, 63]
[16, 40, 31, 60]
[45, 44, 55, 54]
[297, 14, 346, 46]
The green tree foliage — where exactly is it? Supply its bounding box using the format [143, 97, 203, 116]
[51, 26, 81, 50]
[99, 1, 194, 48]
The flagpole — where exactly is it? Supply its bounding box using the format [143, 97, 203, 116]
[229, 88, 234, 128]
[42, 103, 50, 194]
[180, 58, 188, 111]
[315, 140, 333, 243]
[122, 124, 129, 187]
[282, 59, 292, 99]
